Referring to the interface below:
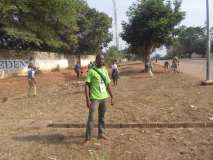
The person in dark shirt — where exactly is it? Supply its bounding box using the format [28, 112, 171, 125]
[74, 61, 81, 79]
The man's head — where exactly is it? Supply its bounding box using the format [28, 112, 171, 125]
[113, 59, 117, 64]
[29, 57, 34, 61]
[28, 63, 33, 69]
[95, 54, 105, 67]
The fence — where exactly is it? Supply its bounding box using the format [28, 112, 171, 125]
[0, 50, 95, 79]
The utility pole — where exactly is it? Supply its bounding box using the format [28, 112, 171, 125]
[112, 0, 119, 50]
[206, 0, 211, 80]
[203, 0, 213, 85]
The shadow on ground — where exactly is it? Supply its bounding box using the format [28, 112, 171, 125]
[13, 133, 84, 145]
[119, 68, 144, 76]
[120, 69, 165, 77]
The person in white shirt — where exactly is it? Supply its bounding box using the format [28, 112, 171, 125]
[111, 60, 119, 86]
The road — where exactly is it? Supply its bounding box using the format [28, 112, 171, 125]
[158, 59, 213, 80]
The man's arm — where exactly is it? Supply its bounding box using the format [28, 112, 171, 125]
[107, 84, 114, 105]
[85, 82, 91, 108]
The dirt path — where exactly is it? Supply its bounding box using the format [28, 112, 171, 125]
[158, 59, 213, 80]
[0, 63, 213, 160]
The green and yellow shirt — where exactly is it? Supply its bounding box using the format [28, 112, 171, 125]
[86, 66, 111, 100]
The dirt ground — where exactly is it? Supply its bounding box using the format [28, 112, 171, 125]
[0, 63, 213, 160]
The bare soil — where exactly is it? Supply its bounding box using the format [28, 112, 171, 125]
[0, 63, 212, 160]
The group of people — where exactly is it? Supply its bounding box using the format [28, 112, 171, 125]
[74, 59, 120, 86]
[164, 56, 180, 73]
[26, 55, 119, 144]
[73, 56, 121, 143]
[26, 55, 182, 144]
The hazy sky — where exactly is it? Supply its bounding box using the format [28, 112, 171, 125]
[86, 0, 213, 50]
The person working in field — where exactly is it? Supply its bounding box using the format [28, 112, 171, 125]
[171, 56, 179, 73]
[164, 61, 170, 72]
[84, 54, 113, 143]
[111, 60, 119, 86]
[74, 61, 81, 79]
[27, 63, 37, 96]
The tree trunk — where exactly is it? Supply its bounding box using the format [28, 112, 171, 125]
[144, 56, 150, 72]
[143, 43, 155, 72]
[143, 49, 151, 72]
[78, 54, 81, 66]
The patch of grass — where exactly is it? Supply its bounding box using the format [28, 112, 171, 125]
[89, 150, 110, 160]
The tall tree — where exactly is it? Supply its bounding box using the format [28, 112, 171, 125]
[179, 26, 206, 56]
[0, 0, 112, 53]
[77, 8, 112, 54]
[121, 0, 185, 71]
[0, 0, 43, 50]
[0, 0, 81, 51]
[167, 26, 213, 58]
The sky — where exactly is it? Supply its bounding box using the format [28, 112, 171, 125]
[86, 0, 213, 54]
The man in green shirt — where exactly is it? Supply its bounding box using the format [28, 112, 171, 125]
[85, 54, 113, 143]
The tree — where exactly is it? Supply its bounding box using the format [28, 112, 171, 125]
[178, 26, 206, 56]
[121, 0, 185, 71]
[0, 0, 43, 50]
[0, 0, 112, 53]
[167, 26, 213, 58]
[77, 8, 112, 54]
[105, 46, 123, 64]
[0, 0, 82, 51]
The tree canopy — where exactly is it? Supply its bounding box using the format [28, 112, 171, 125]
[0, 0, 112, 54]
[166, 26, 213, 58]
[105, 46, 124, 64]
[121, 0, 185, 70]
[77, 8, 112, 54]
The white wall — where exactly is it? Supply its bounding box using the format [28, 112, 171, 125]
[34, 59, 69, 71]
[0, 60, 28, 79]
[0, 50, 96, 79]
[81, 55, 96, 67]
